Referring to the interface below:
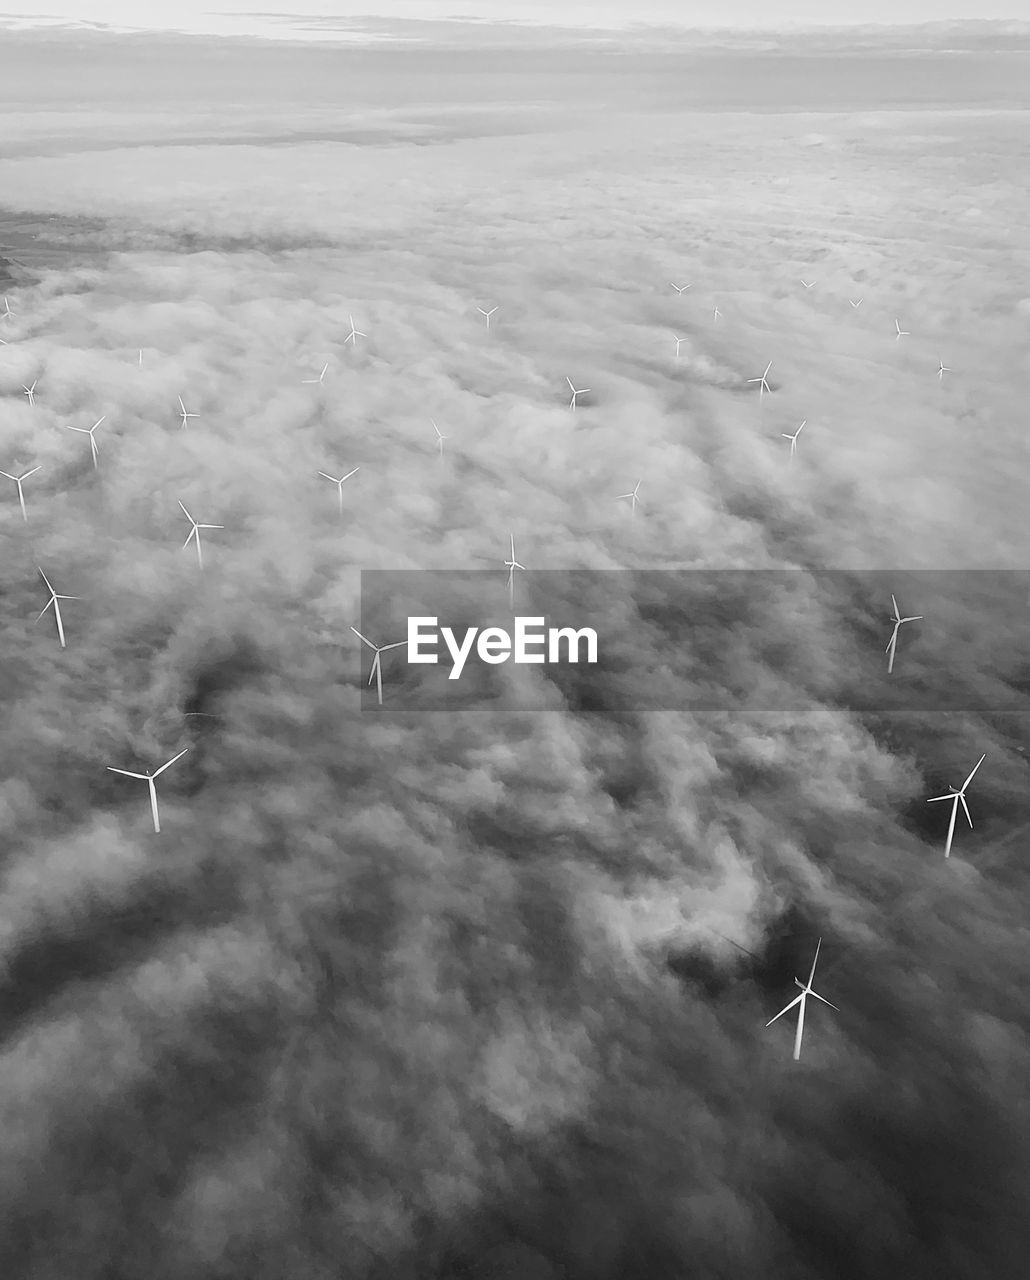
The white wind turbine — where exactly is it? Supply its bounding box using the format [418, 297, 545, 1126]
[504, 532, 526, 609]
[318, 465, 360, 518]
[885, 593, 922, 675]
[800, 278, 816, 289]
[713, 304, 721, 323]
[431, 419, 448, 461]
[345, 314, 366, 346]
[22, 380, 37, 407]
[747, 361, 772, 400]
[937, 357, 952, 382]
[670, 282, 691, 294]
[765, 937, 838, 1061]
[138, 348, 143, 369]
[178, 396, 198, 430]
[850, 298, 863, 308]
[927, 753, 986, 859]
[350, 626, 405, 706]
[36, 566, 79, 648]
[566, 377, 590, 412]
[781, 419, 805, 459]
[895, 318, 909, 341]
[107, 747, 188, 833]
[673, 335, 686, 358]
[65, 416, 105, 469]
[303, 362, 328, 385]
[1, 296, 13, 320]
[476, 305, 498, 329]
[616, 479, 642, 516]
[179, 500, 223, 570]
[0, 464, 41, 522]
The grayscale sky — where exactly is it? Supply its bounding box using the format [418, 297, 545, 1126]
[0, 0, 1026, 34]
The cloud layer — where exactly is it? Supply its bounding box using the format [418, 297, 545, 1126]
[1, 29, 1029, 1280]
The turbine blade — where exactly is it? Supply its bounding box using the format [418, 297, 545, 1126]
[765, 993, 803, 1026]
[808, 989, 838, 1011]
[107, 767, 147, 778]
[808, 937, 822, 986]
[350, 626, 375, 649]
[963, 753, 986, 789]
[960, 794, 973, 828]
[154, 747, 189, 775]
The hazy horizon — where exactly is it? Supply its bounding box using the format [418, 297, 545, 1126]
[2, 1, 1030, 42]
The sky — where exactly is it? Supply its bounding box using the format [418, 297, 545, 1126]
[0, 0, 1028, 36]
[1, 16, 1030, 1280]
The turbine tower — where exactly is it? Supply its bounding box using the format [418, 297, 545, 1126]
[0, 464, 42, 522]
[36, 566, 79, 648]
[107, 748, 189, 833]
[318, 466, 360, 518]
[179, 500, 223, 571]
[927, 753, 986, 859]
[747, 361, 772, 400]
[350, 627, 405, 706]
[885, 593, 922, 675]
[765, 937, 838, 1061]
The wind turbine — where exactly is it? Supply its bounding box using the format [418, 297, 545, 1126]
[850, 298, 863, 309]
[713, 304, 721, 323]
[616, 479, 642, 516]
[36, 566, 78, 648]
[303, 362, 328, 385]
[885, 593, 922, 675]
[178, 500, 223, 571]
[431, 419, 447, 461]
[504, 532, 526, 609]
[747, 361, 772, 400]
[895, 318, 909, 341]
[22, 380, 37, 407]
[670, 282, 691, 295]
[318, 466, 360, 518]
[765, 938, 838, 1061]
[781, 419, 805, 459]
[2, 296, 14, 320]
[476, 305, 498, 329]
[177, 396, 198, 430]
[927, 753, 986, 859]
[65, 416, 104, 469]
[0, 464, 41, 521]
[673, 335, 686, 358]
[566, 377, 590, 412]
[937, 357, 952, 382]
[138, 348, 143, 369]
[107, 747, 188, 833]
[345, 314, 366, 346]
[350, 626, 405, 706]
[800, 278, 816, 289]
